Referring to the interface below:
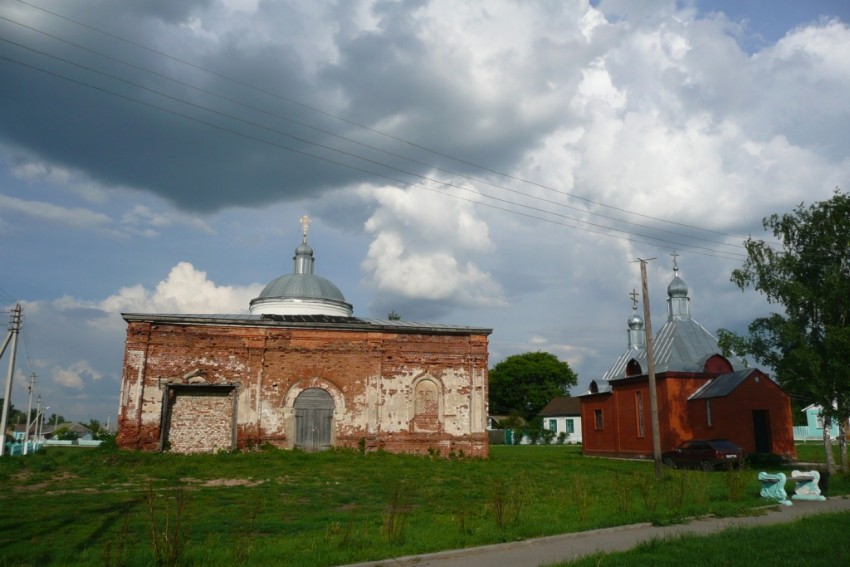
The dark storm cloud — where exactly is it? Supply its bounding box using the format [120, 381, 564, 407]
[0, 0, 581, 213]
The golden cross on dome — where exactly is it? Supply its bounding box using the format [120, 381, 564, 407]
[300, 215, 311, 241]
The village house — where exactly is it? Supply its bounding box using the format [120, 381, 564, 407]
[580, 257, 796, 461]
[538, 396, 582, 444]
[116, 218, 491, 456]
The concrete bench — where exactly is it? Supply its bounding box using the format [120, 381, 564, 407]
[758, 472, 792, 506]
[791, 470, 826, 501]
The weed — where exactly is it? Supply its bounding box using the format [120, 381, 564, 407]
[383, 481, 413, 544]
[724, 463, 750, 502]
[100, 506, 131, 567]
[635, 472, 659, 514]
[613, 472, 633, 514]
[146, 482, 190, 566]
[666, 470, 687, 512]
[233, 492, 263, 565]
[568, 473, 592, 523]
[491, 478, 526, 529]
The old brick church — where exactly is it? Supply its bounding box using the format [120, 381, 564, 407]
[116, 218, 491, 456]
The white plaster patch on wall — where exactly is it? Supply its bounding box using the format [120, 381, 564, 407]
[236, 383, 255, 424]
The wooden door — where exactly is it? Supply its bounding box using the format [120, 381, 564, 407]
[294, 388, 334, 452]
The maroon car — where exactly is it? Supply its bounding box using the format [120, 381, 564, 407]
[661, 439, 744, 471]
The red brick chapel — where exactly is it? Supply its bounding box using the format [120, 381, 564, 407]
[580, 256, 796, 460]
[116, 217, 491, 456]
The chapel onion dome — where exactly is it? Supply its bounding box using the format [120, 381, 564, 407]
[667, 274, 689, 298]
[249, 216, 353, 317]
[628, 312, 644, 330]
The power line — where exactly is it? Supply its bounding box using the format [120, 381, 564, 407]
[0, 48, 747, 260]
[7, 0, 756, 250]
[0, 12, 751, 255]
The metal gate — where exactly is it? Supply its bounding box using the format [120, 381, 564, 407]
[294, 388, 334, 452]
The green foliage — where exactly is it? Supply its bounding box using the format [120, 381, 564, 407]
[489, 351, 578, 420]
[387, 310, 401, 320]
[718, 190, 850, 470]
[53, 426, 79, 441]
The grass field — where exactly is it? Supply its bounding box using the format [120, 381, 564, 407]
[1, 442, 847, 566]
[557, 510, 850, 566]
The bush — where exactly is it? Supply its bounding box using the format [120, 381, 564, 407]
[746, 453, 786, 468]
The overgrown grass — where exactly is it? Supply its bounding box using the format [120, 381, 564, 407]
[555, 510, 850, 566]
[1, 445, 847, 566]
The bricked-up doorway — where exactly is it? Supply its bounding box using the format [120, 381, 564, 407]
[294, 388, 334, 452]
[160, 384, 237, 453]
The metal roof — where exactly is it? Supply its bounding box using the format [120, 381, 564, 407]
[689, 369, 756, 400]
[602, 318, 747, 381]
[121, 312, 492, 335]
[255, 273, 348, 303]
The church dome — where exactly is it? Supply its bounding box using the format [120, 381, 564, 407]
[628, 312, 644, 330]
[249, 216, 353, 317]
[667, 275, 689, 298]
[255, 273, 347, 303]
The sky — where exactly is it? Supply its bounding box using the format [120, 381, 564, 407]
[1, 0, 849, 424]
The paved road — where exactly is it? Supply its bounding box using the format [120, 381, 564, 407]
[338, 497, 850, 567]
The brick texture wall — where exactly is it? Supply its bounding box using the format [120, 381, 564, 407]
[117, 318, 490, 457]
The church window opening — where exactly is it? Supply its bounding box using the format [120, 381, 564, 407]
[594, 409, 604, 430]
[635, 391, 645, 438]
[706, 400, 713, 427]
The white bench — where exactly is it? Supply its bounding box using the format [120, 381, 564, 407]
[791, 470, 826, 501]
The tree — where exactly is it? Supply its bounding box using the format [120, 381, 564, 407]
[488, 351, 578, 421]
[53, 426, 79, 441]
[387, 310, 401, 320]
[717, 190, 850, 473]
[47, 413, 67, 426]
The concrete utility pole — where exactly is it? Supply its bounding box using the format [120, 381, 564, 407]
[638, 259, 664, 480]
[0, 304, 23, 457]
[23, 373, 36, 455]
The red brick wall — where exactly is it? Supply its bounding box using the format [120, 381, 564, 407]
[117, 320, 489, 457]
[688, 371, 796, 459]
[581, 371, 796, 459]
[580, 393, 617, 455]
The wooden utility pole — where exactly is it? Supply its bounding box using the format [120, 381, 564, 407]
[638, 259, 663, 480]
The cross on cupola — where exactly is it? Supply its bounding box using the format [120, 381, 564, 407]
[293, 215, 315, 275]
[300, 215, 311, 243]
[666, 251, 691, 320]
[627, 288, 645, 349]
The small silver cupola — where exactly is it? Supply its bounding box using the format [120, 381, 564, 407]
[666, 251, 691, 321]
[627, 289, 646, 349]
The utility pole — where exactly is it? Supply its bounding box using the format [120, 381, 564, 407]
[638, 259, 663, 480]
[0, 304, 23, 457]
[23, 372, 36, 455]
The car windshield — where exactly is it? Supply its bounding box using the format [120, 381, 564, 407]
[708, 440, 739, 451]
